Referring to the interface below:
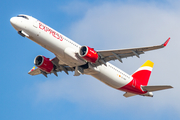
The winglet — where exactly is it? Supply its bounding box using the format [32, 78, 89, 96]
[29, 66, 35, 72]
[163, 37, 170, 47]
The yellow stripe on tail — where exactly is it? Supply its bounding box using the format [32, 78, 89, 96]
[140, 60, 154, 68]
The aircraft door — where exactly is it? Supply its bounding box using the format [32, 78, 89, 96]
[132, 79, 136, 88]
[32, 20, 41, 37]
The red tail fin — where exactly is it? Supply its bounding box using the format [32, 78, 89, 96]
[132, 60, 154, 86]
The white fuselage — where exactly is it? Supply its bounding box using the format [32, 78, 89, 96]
[10, 15, 132, 89]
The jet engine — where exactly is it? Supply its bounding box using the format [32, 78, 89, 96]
[34, 55, 54, 73]
[79, 46, 99, 63]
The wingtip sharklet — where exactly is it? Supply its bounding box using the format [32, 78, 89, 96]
[29, 66, 35, 73]
[163, 37, 170, 47]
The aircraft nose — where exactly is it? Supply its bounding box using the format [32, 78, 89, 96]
[10, 17, 22, 31]
[10, 17, 16, 26]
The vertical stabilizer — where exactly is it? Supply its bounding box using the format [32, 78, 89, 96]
[132, 60, 154, 86]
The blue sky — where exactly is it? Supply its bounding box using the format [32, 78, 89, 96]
[1, 0, 180, 120]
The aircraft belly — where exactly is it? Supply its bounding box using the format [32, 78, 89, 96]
[64, 47, 86, 67]
[25, 25, 132, 89]
[91, 63, 131, 89]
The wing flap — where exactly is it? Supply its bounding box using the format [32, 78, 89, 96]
[142, 85, 173, 92]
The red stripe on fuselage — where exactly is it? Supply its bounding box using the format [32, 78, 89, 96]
[118, 78, 147, 95]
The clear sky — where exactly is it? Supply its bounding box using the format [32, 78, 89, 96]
[1, 0, 180, 120]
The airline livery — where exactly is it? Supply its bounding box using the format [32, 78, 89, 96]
[10, 14, 173, 97]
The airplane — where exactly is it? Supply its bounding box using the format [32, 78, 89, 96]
[10, 14, 173, 97]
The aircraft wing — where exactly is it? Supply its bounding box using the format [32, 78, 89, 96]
[28, 57, 75, 77]
[28, 67, 41, 75]
[96, 38, 170, 63]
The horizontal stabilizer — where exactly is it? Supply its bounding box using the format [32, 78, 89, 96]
[123, 92, 137, 98]
[142, 85, 173, 92]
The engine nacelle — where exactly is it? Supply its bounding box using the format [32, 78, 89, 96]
[79, 46, 99, 63]
[34, 55, 54, 73]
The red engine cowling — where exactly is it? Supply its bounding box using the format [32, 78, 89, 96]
[34, 55, 54, 73]
[79, 46, 99, 63]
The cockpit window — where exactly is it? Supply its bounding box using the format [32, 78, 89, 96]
[17, 15, 29, 20]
